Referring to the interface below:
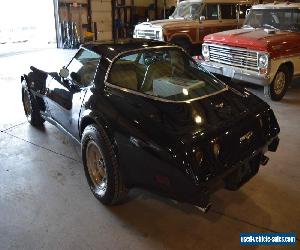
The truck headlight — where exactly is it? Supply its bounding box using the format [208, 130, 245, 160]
[202, 44, 209, 61]
[155, 31, 160, 40]
[258, 53, 269, 74]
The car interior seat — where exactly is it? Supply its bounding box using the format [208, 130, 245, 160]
[108, 63, 139, 90]
[140, 62, 172, 93]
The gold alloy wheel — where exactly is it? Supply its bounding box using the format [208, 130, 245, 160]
[23, 92, 31, 117]
[273, 71, 286, 95]
[86, 140, 107, 195]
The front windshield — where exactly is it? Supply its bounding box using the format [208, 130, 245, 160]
[244, 8, 300, 31]
[170, 2, 202, 20]
[108, 48, 226, 102]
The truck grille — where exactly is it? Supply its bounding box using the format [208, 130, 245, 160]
[208, 45, 259, 72]
[137, 30, 156, 39]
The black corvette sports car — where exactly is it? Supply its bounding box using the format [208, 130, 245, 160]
[21, 39, 280, 212]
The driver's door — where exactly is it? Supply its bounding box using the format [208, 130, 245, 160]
[45, 48, 100, 139]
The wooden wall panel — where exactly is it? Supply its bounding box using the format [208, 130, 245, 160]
[91, 0, 112, 41]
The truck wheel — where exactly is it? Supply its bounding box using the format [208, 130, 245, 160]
[265, 65, 290, 101]
[172, 39, 192, 55]
[22, 88, 45, 127]
[81, 124, 128, 205]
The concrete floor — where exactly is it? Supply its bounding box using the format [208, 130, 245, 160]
[0, 48, 299, 250]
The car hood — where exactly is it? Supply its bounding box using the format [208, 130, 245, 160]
[137, 19, 196, 30]
[204, 28, 300, 53]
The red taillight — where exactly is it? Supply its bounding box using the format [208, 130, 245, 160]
[211, 139, 221, 158]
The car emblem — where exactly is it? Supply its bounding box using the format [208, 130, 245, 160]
[215, 102, 224, 108]
[240, 131, 253, 143]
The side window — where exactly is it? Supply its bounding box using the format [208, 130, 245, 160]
[239, 4, 252, 19]
[120, 54, 138, 62]
[283, 9, 300, 24]
[108, 52, 140, 91]
[189, 4, 201, 20]
[204, 4, 219, 20]
[67, 49, 100, 87]
[220, 4, 236, 20]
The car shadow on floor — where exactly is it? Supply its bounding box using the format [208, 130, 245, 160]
[106, 187, 270, 249]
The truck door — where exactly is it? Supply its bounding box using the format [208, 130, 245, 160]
[198, 3, 221, 43]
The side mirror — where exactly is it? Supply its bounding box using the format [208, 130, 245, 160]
[59, 67, 69, 78]
[246, 9, 250, 17]
[200, 16, 206, 21]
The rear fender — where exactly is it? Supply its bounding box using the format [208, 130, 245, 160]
[79, 109, 134, 184]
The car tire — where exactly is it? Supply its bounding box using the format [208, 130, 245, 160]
[172, 38, 192, 55]
[81, 124, 127, 205]
[22, 88, 45, 127]
[265, 65, 290, 101]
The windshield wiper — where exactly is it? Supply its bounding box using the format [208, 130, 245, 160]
[263, 24, 279, 30]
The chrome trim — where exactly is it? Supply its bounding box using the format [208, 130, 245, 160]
[104, 45, 178, 83]
[252, 3, 300, 10]
[204, 43, 260, 72]
[201, 61, 271, 86]
[103, 46, 229, 103]
[134, 24, 163, 41]
[104, 82, 228, 103]
[41, 113, 81, 144]
[203, 43, 261, 56]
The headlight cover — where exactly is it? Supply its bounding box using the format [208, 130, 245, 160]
[155, 31, 160, 40]
[202, 44, 209, 61]
[258, 53, 269, 68]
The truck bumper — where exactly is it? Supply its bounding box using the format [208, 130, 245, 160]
[201, 61, 271, 86]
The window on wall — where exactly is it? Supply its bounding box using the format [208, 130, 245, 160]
[204, 4, 219, 20]
[220, 4, 237, 19]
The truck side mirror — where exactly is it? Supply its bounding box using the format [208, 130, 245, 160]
[200, 16, 206, 21]
[246, 9, 250, 17]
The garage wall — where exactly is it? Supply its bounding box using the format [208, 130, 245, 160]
[58, 0, 112, 42]
[57, 0, 178, 44]
[135, 0, 177, 7]
[91, 0, 112, 41]
[58, 0, 89, 42]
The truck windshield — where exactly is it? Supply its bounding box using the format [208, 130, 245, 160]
[170, 2, 202, 20]
[244, 8, 300, 32]
[108, 48, 226, 102]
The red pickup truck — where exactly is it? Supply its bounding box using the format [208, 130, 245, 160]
[201, 2, 300, 101]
